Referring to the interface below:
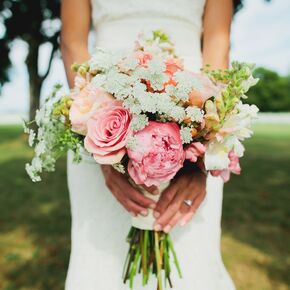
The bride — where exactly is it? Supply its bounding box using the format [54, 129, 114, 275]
[61, 0, 236, 289]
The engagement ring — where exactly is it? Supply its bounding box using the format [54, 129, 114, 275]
[183, 199, 193, 207]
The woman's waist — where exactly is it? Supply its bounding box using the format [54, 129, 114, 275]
[94, 17, 203, 71]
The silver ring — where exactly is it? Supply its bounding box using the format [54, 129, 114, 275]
[183, 199, 193, 207]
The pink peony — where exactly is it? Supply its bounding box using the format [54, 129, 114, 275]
[69, 85, 114, 135]
[185, 142, 206, 163]
[210, 151, 241, 182]
[127, 121, 185, 187]
[84, 102, 131, 164]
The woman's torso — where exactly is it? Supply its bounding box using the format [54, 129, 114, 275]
[91, 0, 206, 70]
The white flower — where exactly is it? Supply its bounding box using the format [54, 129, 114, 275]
[224, 136, 245, 157]
[37, 127, 44, 140]
[92, 74, 106, 88]
[89, 48, 122, 72]
[180, 126, 193, 144]
[22, 120, 30, 134]
[28, 129, 36, 147]
[171, 106, 186, 121]
[174, 71, 202, 91]
[119, 56, 139, 72]
[25, 163, 41, 182]
[35, 141, 46, 156]
[241, 75, 259, 93]
[112, 163, 126, 174]
[185, 107, 204, 123]
[35, 108, 46, 126]
[138, 92, 158, 113]
[126, 135, 139, 150]
[204, 141, 230, 171]
[25, 157, 43, 182]
[155, 93, 175, 114]
[31, 157, 43, 171]
[134, 58, 169, 91]
[130, 114, 149, 131]
[104, 70, 133, 99]
[123, 97, 142, 114]
[221, 102, 259, 141]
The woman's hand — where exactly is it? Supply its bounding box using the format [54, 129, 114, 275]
[153, 167, 207, 233]
[101, 165, 157, 217]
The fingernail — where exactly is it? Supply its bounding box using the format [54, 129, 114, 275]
[141, 210, 148, 216]
[180, 220, 187, 226]
[130, 211, 136, 217]
[154, 224, 162, 231]
[163, 225, 171, 233]
[153, 211, 160, 218]
[149, 203, 156, 209]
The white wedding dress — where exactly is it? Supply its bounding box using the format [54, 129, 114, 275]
[66, 0, 236, 289]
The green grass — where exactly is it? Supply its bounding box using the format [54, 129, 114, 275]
[0, 123, 289, 290]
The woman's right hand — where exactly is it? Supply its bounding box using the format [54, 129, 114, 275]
[101, 165, 157, 217]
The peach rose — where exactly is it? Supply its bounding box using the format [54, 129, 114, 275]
[69, 85, 114, 135]
[188, 73, 223, 108]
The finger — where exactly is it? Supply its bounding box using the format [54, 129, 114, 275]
[155, 183, 197, 230]
[141, 184, 159, 195]
[163, 211, 184, 233]
[154, 193, 184, 230]
[119, 179, 157, 208]
[153, 183, 178, 218]
[111, 186, 148, 216]
[124, 198, 149, 217]
[180, 191, 206, 225]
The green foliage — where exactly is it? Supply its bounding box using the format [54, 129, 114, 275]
[246, 67, 290, 112]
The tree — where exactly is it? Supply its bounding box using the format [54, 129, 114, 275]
[246, 67, 290, 112]
[0, 0, 60, 121]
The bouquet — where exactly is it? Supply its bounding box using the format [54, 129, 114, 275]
[24, 30, 259, 290]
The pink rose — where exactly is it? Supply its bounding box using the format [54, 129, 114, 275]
[185, 142, 206, 163]
[127, 121, 185, 187]
[84, 103, 131, 164]
[69, 85, 114, 135]
[210, 151, 241, 182]
[188, 73, 224, 108]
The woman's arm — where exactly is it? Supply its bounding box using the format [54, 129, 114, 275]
[202, 0, 233, 69]
[61, 0, 91, 87]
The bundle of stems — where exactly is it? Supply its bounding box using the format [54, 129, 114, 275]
[123, 227, 182, 290]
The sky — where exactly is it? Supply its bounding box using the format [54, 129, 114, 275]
[0, 0, 290, 114]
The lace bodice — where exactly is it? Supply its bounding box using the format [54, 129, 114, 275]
[91, 0, 206, 31]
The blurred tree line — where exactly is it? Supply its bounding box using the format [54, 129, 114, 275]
[0, 0, 280, 121]
[246, 68, 290, 112]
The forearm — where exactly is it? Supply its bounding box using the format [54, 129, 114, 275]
[61, 42, 90, 88]
[60, 0, 91, 88]
[202, 0, 233, 70]
[202, 35, 230, 70]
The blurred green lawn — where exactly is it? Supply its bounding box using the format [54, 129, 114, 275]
[0, 124, 289, 290]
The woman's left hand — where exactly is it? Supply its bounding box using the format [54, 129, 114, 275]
[153, 167, 207, 233]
